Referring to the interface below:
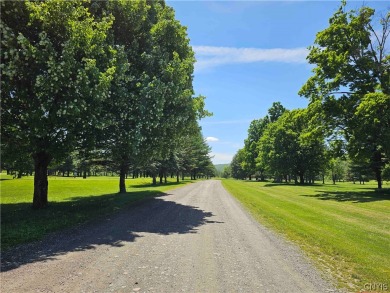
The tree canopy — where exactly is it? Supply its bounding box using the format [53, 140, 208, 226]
[299, 1, 389, 188]
[1, 0, 213, 208]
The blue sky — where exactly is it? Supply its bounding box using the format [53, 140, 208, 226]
[167, 1, 389, 164]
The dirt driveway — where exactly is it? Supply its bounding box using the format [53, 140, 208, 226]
[1, 180, 339, 293]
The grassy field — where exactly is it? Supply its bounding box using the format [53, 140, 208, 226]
[1, 173, 193, 251]
[222, 179, 390, 292]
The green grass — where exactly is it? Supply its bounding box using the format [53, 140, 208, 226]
[1, 174, 193, 251]
[221, 179, 390, 292]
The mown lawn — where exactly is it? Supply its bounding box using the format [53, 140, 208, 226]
[222, 179, 390, 292]
[0, 174, 193, 251]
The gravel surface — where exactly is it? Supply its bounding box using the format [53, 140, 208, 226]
[1, 180, 340, 293]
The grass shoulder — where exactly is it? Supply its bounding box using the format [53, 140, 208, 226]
[221, 179, 390, 292]
[1, 175, 194, 251]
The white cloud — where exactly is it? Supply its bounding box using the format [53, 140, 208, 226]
[210, 152, 234, 164]
[205, 136, 219, 142]
[193, 46, 308, 71]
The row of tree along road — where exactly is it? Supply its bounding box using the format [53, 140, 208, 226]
[1, 0, 214, 209]
[227, 2, 390, 188]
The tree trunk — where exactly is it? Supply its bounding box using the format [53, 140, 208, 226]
[372, 151, 383, 189]
[299, 173, 304, 184]
[32, 152, 52, 209]
[177, 171, 180, 183]
[119, 164, 128, 193]
[152, 175, 157, 185]
[83, 171, 87, 179]
[375, 169, 382, 189]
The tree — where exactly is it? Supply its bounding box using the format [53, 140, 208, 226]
[1, 143, 34, 178]
[242, 118, 268, 180]
[87, 1, 204, 192]
[268, 101, 286, 123]
[180, 127, 213, 180]
[231, 149, 246, 180]
[328, 158, 347, 184]
[323, 138, 347, 184]
[242, 102, 286, 180]
[349, 93, 390, 187]
[299, 1, 390, 188]
[94, 0, 158, 193]
[348, 160, 371, 184]
[257, 114, 295, 182]
[257, 109, 326, 184]
[133, 2, 203, 188]
[221, 165, 231, 178]
[382, 164, 390, 183]
[1, 1, 114, 208]
[139, 2, 200, 172]
[57, 156, 74, 177]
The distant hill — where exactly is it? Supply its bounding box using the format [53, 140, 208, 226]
[214, 164, 229, 173]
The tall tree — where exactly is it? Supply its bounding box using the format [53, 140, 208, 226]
[1, 1, 114, 208]
[348, 93, 390, 187]
[221, 165, 232, 179]
[140, 2, 198, 167]
[95, 0, 157, 193]
[299, 1, 390, 188]
[242, 102, 285, 180]
[257, 109, 326, 184]
[242, 118, 269, 180]
[92, 0, 202, 193]
[230, 149, 246, 180]
[177, 126, 213, 181]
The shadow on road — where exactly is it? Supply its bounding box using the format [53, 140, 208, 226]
[131, 181, 193, 189]
[1, 194, 220, 272]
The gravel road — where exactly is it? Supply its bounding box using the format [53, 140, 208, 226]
[1, 180, 339, 293]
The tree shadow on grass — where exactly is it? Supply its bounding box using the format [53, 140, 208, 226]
[301, 189, 390, 203]
[262, 183, 323, 187]
[1, 191, 221, 272]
